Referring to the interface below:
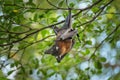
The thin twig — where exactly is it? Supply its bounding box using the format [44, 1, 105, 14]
[46, 0, 62, 9]
[101, 12, 120, 15]
[66, 0, 69, 8]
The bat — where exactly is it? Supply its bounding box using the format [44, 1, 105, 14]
[45, 38, 75, 62]
[45, 10, 78, 62]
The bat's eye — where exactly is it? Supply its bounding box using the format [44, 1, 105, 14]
[56, 46, 59, 50]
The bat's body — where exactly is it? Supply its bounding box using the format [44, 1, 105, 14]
[45, 29, 75, 62]
[45, 9, 78, 62]
[55, 29, 75, 62]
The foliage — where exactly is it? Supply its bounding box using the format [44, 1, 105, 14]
[0, 0, 120, 80]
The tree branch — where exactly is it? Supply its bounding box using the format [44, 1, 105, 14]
[9, 35, 54, 58]
[77, 0, 114, 27]
[4, 0, 102, 10]
[89, 24, 120, 60]
[0, 0, 103, 47]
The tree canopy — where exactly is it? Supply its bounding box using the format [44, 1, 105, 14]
[0, 0, 120, 80]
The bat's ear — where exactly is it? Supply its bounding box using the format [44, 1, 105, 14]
[59, 29, 78, 40]
[52, 25, 59, 35]
[45, 44, 59, 56]
[56, 56, 61, 63]
[63, 9, 72, 29]
[44, 48, 51, 54]
[56, 53, 67, 63]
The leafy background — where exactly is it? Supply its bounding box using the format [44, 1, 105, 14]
[0, 0, 120, 80]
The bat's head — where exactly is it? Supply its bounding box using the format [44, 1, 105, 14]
[45, 44, 66, 63]
[45, 45, 55, 54]
[44, 45, 62, 63]
[44, 44, 59, 56]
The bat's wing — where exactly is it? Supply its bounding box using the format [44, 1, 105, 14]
[57, 29, 78, 40]
[52, 26, 59, 35]
[57, 9, 78, 40]
[62, 10, 72, 29]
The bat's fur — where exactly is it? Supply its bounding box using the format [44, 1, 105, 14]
[45, 10, 78, 62]
[45, 29, 76, 62]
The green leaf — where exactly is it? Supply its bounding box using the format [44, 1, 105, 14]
[50, 18, 57, 22]
[35, 58, 39, 69]
[29, 69, 33, 74]
[92, 7, 98, 13]
[85, 48, 90, 54]
[76, 0, 80, 3]
[80, 33, 84, 40]
[85, 67, 90, 70]
[29, 0, 33, 3]
[34, 13, 38, 22]
[7, 70, 14, 75]
[97, 69, 102, 74]
[100, 57, 106, 62]
[41, 30, 49, 37]
[0, 77, 8, 80]
[94, 61, 102, 69]
[10, 63, 15, 68]
[91, 55, 96, 60]
[58, 1, 64, 7]
[86, 40, 92, 45]
[39, 14, 44, 18]
[21, 66, 25, 73]
[69, 2, 75, 7]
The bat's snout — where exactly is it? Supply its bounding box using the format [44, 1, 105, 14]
[44, 49, 51, 54]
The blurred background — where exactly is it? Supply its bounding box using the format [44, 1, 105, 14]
[0, 0, 120, 80]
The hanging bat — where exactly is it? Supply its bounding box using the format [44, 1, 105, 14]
[45, 38, 75, 62]
[45, 10, 78, 62]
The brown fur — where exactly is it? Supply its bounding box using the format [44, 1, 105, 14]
[56, 39, 73, 56]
